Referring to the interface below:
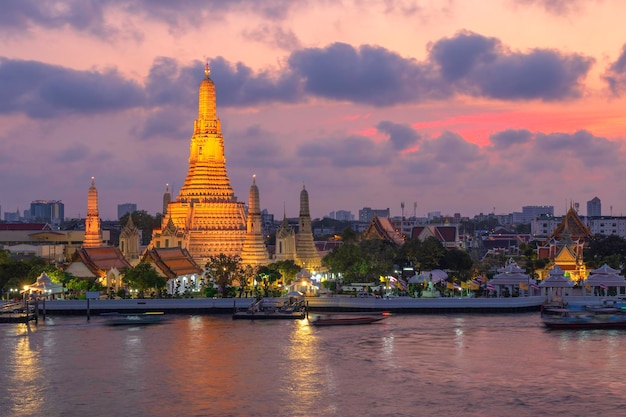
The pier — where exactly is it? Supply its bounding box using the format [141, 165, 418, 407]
[0, 301, 38, 323]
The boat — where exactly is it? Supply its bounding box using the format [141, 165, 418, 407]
[232, 297, 306, 320]
[310, 312, 390, 326]
[102, 312, 165, 326]
[541, 305, 626, 330]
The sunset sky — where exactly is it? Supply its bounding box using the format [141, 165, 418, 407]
[2, 0, 626, 221]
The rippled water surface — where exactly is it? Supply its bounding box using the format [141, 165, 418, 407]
[2, 313, 626, 417]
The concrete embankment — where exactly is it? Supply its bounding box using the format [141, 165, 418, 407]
[34, 296, 547, 316]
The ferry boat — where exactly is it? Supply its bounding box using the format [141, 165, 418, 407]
[309, 312, 389, 326]
[541, 305, 626, 330]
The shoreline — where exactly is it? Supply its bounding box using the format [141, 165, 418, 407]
[26, 296, 553, 316]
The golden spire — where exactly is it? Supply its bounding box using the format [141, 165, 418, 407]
[205, 62, 210, 78]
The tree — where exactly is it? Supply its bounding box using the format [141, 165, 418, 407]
[205, 254, 243, 296]
[416, 237, 446, 271]
[323, 238, 397, 283]
[441, 249, 474, 279]
[120, 210, 163, 246]
[584, 234, 626, 272]
[272, 260, 301, 284]
[123, 263, 167, 297]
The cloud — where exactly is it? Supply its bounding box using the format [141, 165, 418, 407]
[603, 44, 626, 96]
[288, 42, 448, 106]
[0, 0, 113, 37]
[297, 134, 391, 167]
[489, 129, 533, 150]
[54, 143, 91, 163]
[513, 0, 587, 15]
[428, 31, 593, 101]
[376, 121, 421, 151]
[210, 57, 302, 107]
[0, 30, 598, 122]
[0, 57, 145, 118]
[0, 0, 307, 38]
[533, 130, 621, 166]
[242, 25, 302, 51]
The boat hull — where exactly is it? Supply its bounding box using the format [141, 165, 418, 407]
[310, 313, 388, 326]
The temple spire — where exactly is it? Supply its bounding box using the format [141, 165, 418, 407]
[83, 176, 102, 248]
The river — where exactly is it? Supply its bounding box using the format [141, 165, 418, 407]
[1, 313, 625, 417]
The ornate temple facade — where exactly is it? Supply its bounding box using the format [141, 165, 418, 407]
[275, 186, 322, 271]
[119, 214, 140, 265]
[150, 65, 247, 265]
[537, 206, 591, 282]
[83, 177, 102, 248]
[240, 176, 271, 267]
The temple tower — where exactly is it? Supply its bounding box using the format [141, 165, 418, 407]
[240, 175, 270, 267]
[119, 214, 140, 264]
[162, 184, 171, 215]
[295, 185, 321, 270]
[150, 64, 247, 265]
[275, 206, 296, 262]
[83, 177, 102, 248]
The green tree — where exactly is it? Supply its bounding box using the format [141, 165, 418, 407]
[322, 239, 397, 283]
[123, 263, 167, 297]
[584, 234, 626, 272]
[205, 254, 243, 296]
[416, 237, 446, 271]
[120, 210, 163, 246]
[272, 260, 301, 284]
[441, 249, 474, 279]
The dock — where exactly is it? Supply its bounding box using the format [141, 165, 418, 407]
[0, 301, 37, 323]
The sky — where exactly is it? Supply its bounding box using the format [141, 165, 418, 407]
[1, 0, 626, 222]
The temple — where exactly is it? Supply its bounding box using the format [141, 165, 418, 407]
[537, 206, 592, 282]
[83, 177, 102, 248]
[275, 185, 322, 271]
[240, 175, 271, 266]
[150, 64, 247, 265]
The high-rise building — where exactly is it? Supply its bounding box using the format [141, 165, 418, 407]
[29, 200, 64, 225]
[150, 64, 247, 265]
[520, 206, 554, 224]
[587, 197, 601, 217]
[359, 207, 390, 223]
[117, 203, 137, 220]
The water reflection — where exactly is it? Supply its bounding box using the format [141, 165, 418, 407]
[2, 314, 626, 416]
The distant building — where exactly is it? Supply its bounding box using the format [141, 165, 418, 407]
[117, 203, 137, 220]
[518, 206, 554, 224]
[359, 207, 390, 223]
[587, 197, 601, 217]
[29, 200, 64, 226]
[328, 210, 354, 221]
[4, 209, 20, 222]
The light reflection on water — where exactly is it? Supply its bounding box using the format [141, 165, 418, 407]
[1, 313, 626, 416]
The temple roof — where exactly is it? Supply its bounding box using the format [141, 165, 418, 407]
[363, 216, 405, 246]
[68, 246, 132, 277]
[141, 247, 203, 279]
[549, 207, 592, 241]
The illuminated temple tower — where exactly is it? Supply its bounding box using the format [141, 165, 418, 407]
[150, 64, 247, 264]
[83, 177, 102, 248]
[295, 185, 322, 270]
[240, 175, 270, 266]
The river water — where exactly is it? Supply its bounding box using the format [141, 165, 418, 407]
[1, 313, 626, 417]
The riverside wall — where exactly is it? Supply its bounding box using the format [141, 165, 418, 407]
[32, 295, 550, 315]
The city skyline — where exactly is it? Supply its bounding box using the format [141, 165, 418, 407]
[1, 1, 626, 221]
